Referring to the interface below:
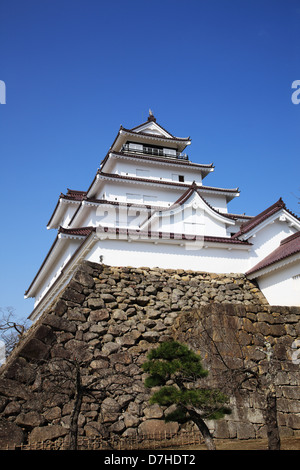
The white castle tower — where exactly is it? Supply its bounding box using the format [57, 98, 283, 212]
[25, 113, 300, 320]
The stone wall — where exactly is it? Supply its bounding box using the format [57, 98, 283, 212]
[0, 261, 299, 448]
[173, 304, 300, 440]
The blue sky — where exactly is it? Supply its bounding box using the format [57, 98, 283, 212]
[0, 0, 300, 322]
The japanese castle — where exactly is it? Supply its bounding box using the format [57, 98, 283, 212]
[25, 112, 300, 320]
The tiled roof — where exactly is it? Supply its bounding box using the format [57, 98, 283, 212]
[120, 126, 191, 142]
[62, 189, 87, 201]
[98, 171, 239, 195]
[47, 189, 87, 227]
[130, 114, 176, 137]
[232, 198, 286, 239]
[59, 225, 250, 245]
[246, 231, 300, 276]
[101, 151, 214, 171]
[59, 226, 94, 237]
[168, 182, 235, 221]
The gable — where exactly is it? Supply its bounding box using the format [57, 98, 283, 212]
[233, 198, 300, 241]
[131, 120, 174, 139]
[247, 231, 300, 278]
[140, 190, 234, 237]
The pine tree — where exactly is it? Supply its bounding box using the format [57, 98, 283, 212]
[142, 341, 231, 450]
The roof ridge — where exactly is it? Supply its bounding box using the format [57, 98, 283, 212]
[169, 182, 235, 221]
[129, 116, 175, 138]
[246, 230, 300, 276]
[120, 127, 190, 141]
[67, 188, 87, 194]
[280, 231, 300, 246]
[232, 198, 286, 238]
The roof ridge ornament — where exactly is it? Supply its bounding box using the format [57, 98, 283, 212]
[147, 109, 156, 122]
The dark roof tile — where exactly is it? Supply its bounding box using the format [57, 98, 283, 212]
[246, 231, 300, 276]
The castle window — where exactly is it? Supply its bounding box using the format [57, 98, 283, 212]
[172, 174, 185, 182]
[163, 148, 176, 157]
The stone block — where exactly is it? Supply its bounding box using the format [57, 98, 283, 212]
[143, 404, 164, 419]
[236, 422, 255, 439]
[84, 421, 104, 437]
[0, 419, 24, 448]
[15, 411, 46, 429]
[101, 397, 121, 414]
[123, 412, 140, 428]
[42, 314, 76, 333]
[108, 420, 126, 433]
[53, 299, 67, 316]
[28, 425, 68, 443]
[90, 359, 109, 370]
[137, 296, 150, 306]
[20, 338, 51, 361]
[138, 419, 179, 436]
[43, 406, 61, 421]
[87, 297, 105, 309]
[61, 287, 85, 304]
[100, 293, 116, 302]
[102, 341, 120, 355]
[73, 269, 95, 288]
[34, 324, 55, 343]
[142, 331, 160, 342]
[213, 419, 230, 438]
[89, 308, 110, 322]
[64, 339, 93, 362]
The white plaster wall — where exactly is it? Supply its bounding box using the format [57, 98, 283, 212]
[33, 239, 82, 307]
[86, 238, 250, 274]
[203, 195, 229, 213]
[79, 200, 230, 237]
[52, 204, 79, 229]
[247, 220, 297, 272]
[96, 181, 230, 214]
[79, 205, 148, 229]
[96, 181, 174, 207]
[111, 159, 203, 185]
[256, 261, 300, 306]
[149, 205, 228, 237]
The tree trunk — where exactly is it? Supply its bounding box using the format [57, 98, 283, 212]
[262, 345, 281, 451]
[265, 393, 281, 450]
[69, 390, 83, 450]
[188, 409, 216, 450]
[69, 363, 83, 450]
